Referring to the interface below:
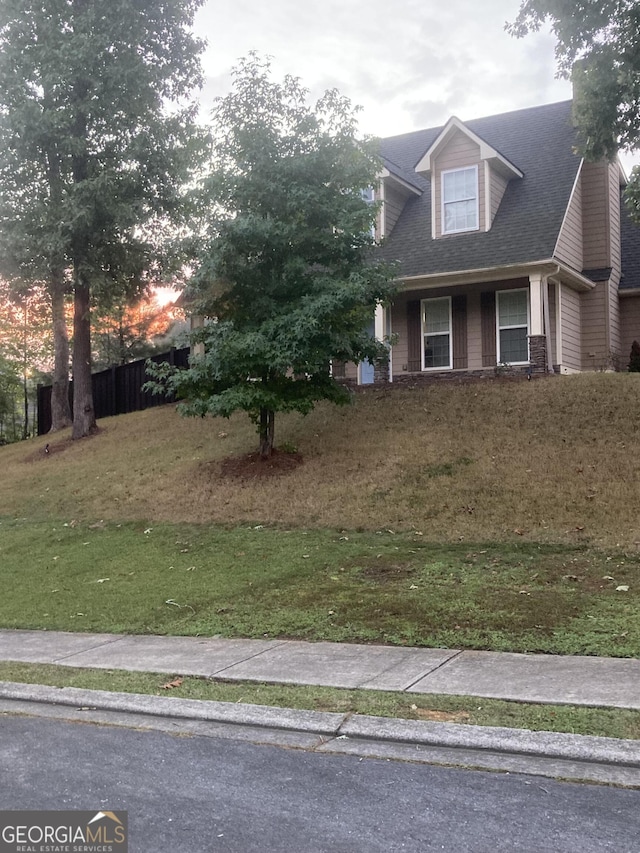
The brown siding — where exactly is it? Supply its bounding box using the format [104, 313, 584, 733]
[481, 291, 496, 366]
[581, 282, 609, 368]
[452, 294, 468, 369]
[467, 291, 483, 369]
[406, 300, 422, 372]
[343, 361, 358, 381]
[391, 295, 409, 373]
[620, 295, 640, 367]
[582, 161, 610, 268]
[607, 163, 622, 360]
[560, 284, 582, 371]
[489, 167, 509, 226]
[433, 130, 484, 237]
[554, 167, 583, 271]
[382, 184, 406, 237]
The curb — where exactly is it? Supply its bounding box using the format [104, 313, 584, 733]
[2, 681, 640, 775]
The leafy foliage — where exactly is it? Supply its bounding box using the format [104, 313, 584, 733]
[149, 56, 397, 457]
[508, 0, 640, 160]
[0, 0, 207, 436]
[629, 339, 640, 371]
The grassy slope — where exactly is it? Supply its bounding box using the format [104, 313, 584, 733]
[0, 374, 638, 655]
[2, 373, 639, 546]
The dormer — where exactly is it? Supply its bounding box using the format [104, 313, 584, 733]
[378, 158, 422, 238]
[415, 117, 523, 239]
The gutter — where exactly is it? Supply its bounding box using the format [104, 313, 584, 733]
[399, 260, 595, 293]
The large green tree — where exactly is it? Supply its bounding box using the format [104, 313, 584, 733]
[508, 0, 640, 161]
[0, 0, 205, 438]
[149, 56, 396, 459]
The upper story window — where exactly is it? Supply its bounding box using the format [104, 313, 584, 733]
[361, 186, 376, 238]
[442, 166, 478, 234]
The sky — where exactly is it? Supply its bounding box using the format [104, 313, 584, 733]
[193, 0, 639, 175]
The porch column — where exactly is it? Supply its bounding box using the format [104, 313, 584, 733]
[373, 302, 390, 382]
[190, 314, 205, 358]
[528, 273, 547, 374]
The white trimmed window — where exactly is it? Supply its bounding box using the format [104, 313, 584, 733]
[421, 297, 452, 370]
[497, 289, 529, 364]
[442, 166, 478, 234]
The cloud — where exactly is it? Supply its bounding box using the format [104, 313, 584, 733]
[193, 0, 575, 142]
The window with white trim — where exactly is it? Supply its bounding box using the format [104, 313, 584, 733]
[497, 289, 529, 364]
[442, 166, 478, 234]
[421, 297, 452, 369]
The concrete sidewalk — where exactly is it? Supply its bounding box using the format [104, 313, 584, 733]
[2, 628, 639, 710]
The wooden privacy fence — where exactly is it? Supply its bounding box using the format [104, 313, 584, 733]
[37, 347, 190, 435]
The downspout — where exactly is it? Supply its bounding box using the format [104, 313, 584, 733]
[543, 266, 560, 373]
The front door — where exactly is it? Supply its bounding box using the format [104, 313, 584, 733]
[359, 319, 376, 384]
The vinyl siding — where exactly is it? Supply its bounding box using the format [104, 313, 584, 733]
[390, 279, 529, 376]
[581, 281, 609, 368]
[560, 284, 582, 371]
[391, 292, 410, 372]
[433, 131, 484, 237]
[467, 291, 483, 369]
[554, 167, 583, 271]
[582, 161, 610, 268]
[382, 184, 406, 237]
[607, 163, 622, 360]
[489, 167, 509, 226]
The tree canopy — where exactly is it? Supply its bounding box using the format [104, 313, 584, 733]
[149, 56, 397, 459]
[508, 0, 640, 160]
[0, 0, 206, 436]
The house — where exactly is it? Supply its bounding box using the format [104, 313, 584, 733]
[338, 99, 640, 384]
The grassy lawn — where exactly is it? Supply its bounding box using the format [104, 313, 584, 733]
[2, 661, 639, 742]
[1, 517, 638, 656]
[0, 374, 638, 657]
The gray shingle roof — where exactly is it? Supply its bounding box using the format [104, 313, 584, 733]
[620, 197, 640, 290]
[379, 100, 580, 278]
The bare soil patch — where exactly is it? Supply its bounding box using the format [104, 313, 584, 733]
[218, 448, 304, 480]
[413, 709, 471, 723]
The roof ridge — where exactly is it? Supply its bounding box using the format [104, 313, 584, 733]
[381, 99, 573, 143]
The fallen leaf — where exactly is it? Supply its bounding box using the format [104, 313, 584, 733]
[414, 709, 470, 723]
[162, 677, 184, 690]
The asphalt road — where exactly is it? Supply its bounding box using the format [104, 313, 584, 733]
[1, 715, 639, 852]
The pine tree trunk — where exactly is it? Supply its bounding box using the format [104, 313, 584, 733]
[259, 407, 275, 459]
[49, 267, 72, 431]
[71, 276, 96, 439]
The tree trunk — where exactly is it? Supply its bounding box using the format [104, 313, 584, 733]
[49, 267, 72, 431]
[22, 372, 28, 440]
[259, 407, 275, 459]
[71, 276, 96, 439]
